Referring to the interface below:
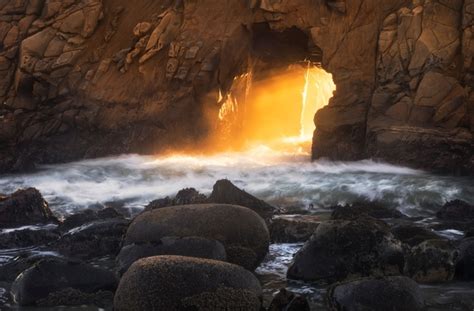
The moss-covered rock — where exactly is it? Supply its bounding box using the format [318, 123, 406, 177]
[114, 255, 262, 311]
[287, 217, 404, 282]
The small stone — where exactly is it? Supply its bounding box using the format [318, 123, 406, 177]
[133, 22, 152, 37]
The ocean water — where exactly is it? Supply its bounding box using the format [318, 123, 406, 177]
[0, 145, 472, 218]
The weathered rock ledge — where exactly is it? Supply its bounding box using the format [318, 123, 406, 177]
[0, 0, 472, 174]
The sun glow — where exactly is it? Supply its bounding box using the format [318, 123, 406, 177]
[213, 64, 336, 154]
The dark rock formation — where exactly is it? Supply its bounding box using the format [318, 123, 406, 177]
[267, 288, 310, 311]
[287, 217, 404, 282]
[11, 258, 118, 306]
[0, 253, 61, 282]
[0, 188, 58, 228]
[1, 0, 471, 174]
[209, 179, 275, 221]
[437, 200, 474, 221]
[404, 239, 458, 283]
[391, 224, 443, 247]
[327, 276, 425, 311]
[269, 215, 319, 243]
[0, 226, 60, 249]
[59, 207, 124, 232]
[145, 188, 208, 211]
[116, 236, 226, 274]
[455, 237, 474, 280]
[331, 201, 404, 220]
[124, 204, 270, 270]
[113, 255, 262, 311]
[55, 218, 129, 259]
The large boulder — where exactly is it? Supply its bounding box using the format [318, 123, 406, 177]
[208, 179, 274, 220]
[114, 255, 262, 311]
[455, 237, 474, 280]
[11, 258, 118, 306]
[287, 217, 404, 282]
[124, 204, 270, 270]
[0, 188, 58, 228]
[327, 276, 425, 311]
[404, 239, 458, 283]
[116, 236, 226, 274]
[56, 218, 129, 259]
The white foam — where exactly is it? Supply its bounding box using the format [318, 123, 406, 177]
[0, 148, 472, 217]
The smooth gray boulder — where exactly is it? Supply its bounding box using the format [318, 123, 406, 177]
[124, 204, 270, 270]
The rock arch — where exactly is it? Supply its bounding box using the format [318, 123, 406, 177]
[0, 0, 472, 174]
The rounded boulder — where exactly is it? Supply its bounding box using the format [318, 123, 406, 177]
[124, 204, 270, 270]
[287, 217, 404, 282]
[114, 255, 263, 311]
[11, 258, 118, 306]
[327, 276, 425, 311]
[404, 239, 457, 283]
[116, 236, 226, 274]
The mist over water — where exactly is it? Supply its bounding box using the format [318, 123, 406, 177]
[0, 145, 472, 218]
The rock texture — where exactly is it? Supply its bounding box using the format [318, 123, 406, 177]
[0, 188, 58, 228]
[327, 276, 425, 311]
[11, 258, 118, 306]
[287, 217, 404, 282]
[0, 0, 472, 174]
[114, 255, 262, 311]
[116, 237, 227, 274]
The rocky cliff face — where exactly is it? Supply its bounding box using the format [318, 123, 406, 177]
[0, 0, 472, 174]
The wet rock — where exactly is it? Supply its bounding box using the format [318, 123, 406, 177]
[117, 236, 226, 274]
[114, 255, 262, 311]
[59, 209, 99, 231]
[404, 239, 458, 283]
[455, 237, 474, 280]
[208, 179, 274, 221]
[391, 224, 443, 247]
[437, 200, 474, 221]
[145, 188, 207, 211]
[59, 207, 124, 232]
[327, 276, 425, 311]
[56, 218, 129, 259]
[287, 217, 404, 282]
[0, 226, 60, 249]
[0, 253, 62, 282]
[331, 201, 404, 220]
[11, 258, 118, 306]
[465, 228, 474, 238]
[0, 188, 58, 228]
[268, 288, 310, 311]
[125, 204, 270, 270]
[270, 215, 320, 243]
